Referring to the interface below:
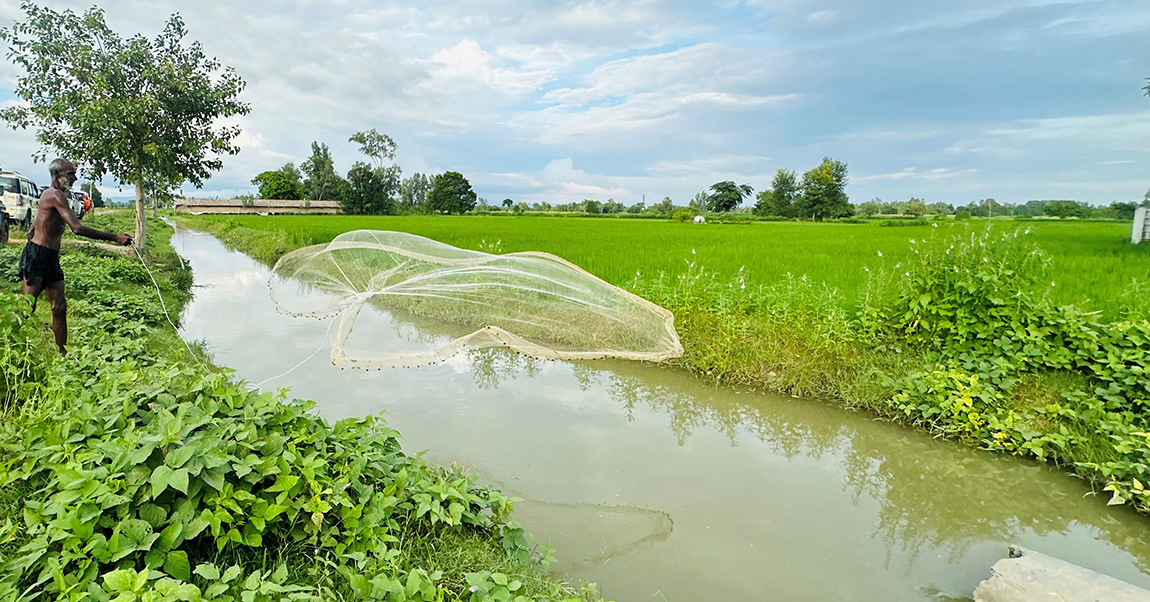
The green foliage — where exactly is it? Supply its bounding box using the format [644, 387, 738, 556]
[753, 169, 799, 218]
[250, 169, 303, 201]
[0, 218, 602, 602]
[344, 162, 399, 216]
[428, 172, 477, 215]
[301, 143, 348, 202]
[798, 158, 852, 221]
[955, 211, 971, 221]
[706, 181, 753, 213]
[349, 129, 398, 172]
[399, 174, 434, 211]
[672, 209, 693, 223]
[861, 228, 1150, 512]
[1044, 200, 1088, 219]
[0, 3, 248, 248]
[176, 215, 1150, 322]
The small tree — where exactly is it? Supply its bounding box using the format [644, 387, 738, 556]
[301, 142, 349, 201]
[0, 5, 250, 249]
[906, 198, 928, 217]
[502, 198, 514, 210]
[688, 192, 709, 215]
[427, 171, 477, 214]
[399, 173, 433, 210]
[344, 161, 397, 215]
[798, 157, 851, 220]
[348, 129, 398, 171]
[1044, 200, 1086, 219]
[654, 197, 674, 216]
[707, 181, 753, 212]
[753, 168, 799, 217]
[252, 168, 303, 200]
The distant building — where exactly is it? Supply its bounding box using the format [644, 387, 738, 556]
[1134, 208, 1149, 244]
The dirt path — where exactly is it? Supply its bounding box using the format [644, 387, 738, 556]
[6, 237, 133, 256]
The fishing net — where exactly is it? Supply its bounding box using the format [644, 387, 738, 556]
[268, 230, 683, 369]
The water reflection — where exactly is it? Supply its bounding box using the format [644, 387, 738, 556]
[175, 227, 1150, 602]
[466, 349, 1150, 575]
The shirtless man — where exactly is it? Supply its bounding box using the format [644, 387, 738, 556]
[19, 158, 132, 355]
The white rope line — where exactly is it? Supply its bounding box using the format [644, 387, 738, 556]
[248, 313, 338, 391]
[131, 244, 207, 368]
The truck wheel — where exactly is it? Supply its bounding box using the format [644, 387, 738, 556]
[21, 212, 30, 232]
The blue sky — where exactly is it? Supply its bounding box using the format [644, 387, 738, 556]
[1, 0, 1149, 206]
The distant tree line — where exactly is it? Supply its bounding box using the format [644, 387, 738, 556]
[249, 130, 477, 215]
[854, 196, 1149, 221]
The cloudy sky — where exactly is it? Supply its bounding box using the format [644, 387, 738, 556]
[1, 0, 1149, 206]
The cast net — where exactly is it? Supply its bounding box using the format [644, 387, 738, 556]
[268, 230, 683, 369]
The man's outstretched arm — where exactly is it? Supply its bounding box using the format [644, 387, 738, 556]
[55, 194, 132, 245]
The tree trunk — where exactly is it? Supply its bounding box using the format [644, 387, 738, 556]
[134, 180, 146, 251]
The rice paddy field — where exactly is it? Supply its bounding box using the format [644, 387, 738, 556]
[181, 214, 1150, 318]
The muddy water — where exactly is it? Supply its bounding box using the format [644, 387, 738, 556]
[174, 228, 1150, 602]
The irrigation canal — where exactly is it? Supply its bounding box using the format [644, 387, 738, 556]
[173, 227, 1150, 602]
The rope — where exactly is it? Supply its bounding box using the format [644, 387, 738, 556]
[136, 223, 333, 390]
[247, 314, 337, 391]
[131, 244, 209, 369]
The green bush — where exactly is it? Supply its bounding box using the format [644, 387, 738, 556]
[672, 209, 693, 223]
[863, 228, 1150, 510]
[0, 224, 598, 602]
[955, 211, 972, 221]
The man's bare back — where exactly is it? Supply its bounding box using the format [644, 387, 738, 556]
[19, 158, 132, 355]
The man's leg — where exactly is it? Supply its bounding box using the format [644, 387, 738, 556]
[43, 281, 67, 355]
[21, 277, 43, 313]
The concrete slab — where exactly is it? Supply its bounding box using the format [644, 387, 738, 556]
[974, 546, 1150, 602]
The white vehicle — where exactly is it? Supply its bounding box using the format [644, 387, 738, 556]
[0, 171, 40, 232]
[68, 190, 85, 219]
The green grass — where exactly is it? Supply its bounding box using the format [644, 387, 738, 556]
[178, 214, 1149, 319]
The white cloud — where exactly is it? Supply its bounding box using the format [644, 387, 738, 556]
[0, 0, 1148, 205]
[856, 167, 977, 182]
[807, 10, 838, 24]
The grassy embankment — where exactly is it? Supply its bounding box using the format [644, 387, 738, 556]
[178, 214, 1150, 518]
[0, 213, 602, 601]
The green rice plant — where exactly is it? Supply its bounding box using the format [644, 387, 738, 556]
[177, 214, 1149, 320]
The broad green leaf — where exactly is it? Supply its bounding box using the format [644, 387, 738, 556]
[103, 569, 137, 592]
[165, 550, 192, 582]
[120, 518, 153, 544]
[167, 445, 198, 469]
[152, 465, 175, 499]
[193, 563, 220, 581]
[138, 503, 167, 529]
[222, 565, 242, 583]
[170, 468, 190, 495]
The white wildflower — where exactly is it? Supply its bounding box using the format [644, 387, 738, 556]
[905, 272, 910, 277]
[877, 251, 883, 257]
[864, 267, 870, 272]
[740, 283, 746, 290]
[932, 223, 938, 228]
[691, 248, 696, 255]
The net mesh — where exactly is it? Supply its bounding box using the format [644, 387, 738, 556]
[268, 230, 683, 369]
